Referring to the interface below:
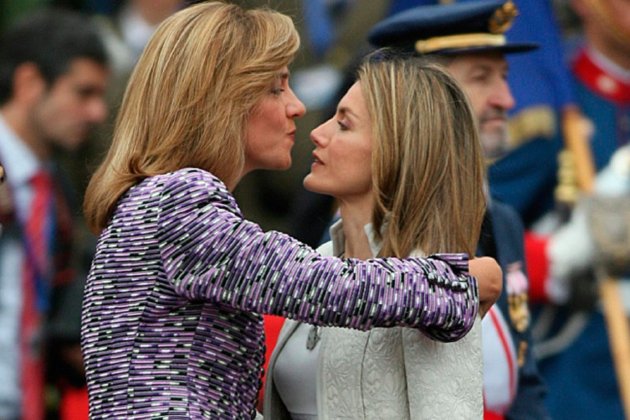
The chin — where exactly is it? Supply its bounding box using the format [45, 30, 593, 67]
[264, 160, 291, 171]
[52, 137, 83, 152]
[303, 175, 328, 195]
[263, 152, 292, 170]
[277, 159, 292, 170]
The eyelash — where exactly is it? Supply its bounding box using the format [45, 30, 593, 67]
[271, 87, 285, 96]
[337, 120, 348, 131]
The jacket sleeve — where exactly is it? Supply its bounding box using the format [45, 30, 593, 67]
[157, 169, 479, 342]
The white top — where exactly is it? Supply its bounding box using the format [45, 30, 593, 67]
[267, 219, 483, 419]
[272, 221, 378, 419]
[273, 322, 320, 419]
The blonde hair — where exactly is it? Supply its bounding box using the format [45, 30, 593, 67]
[84, 1, 299, 233]
[358, 52, 485, 257]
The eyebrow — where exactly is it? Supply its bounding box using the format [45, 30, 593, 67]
[471, 61, 509, 73]
[337, 106, 359, 121]
[277, 71, 290, 80]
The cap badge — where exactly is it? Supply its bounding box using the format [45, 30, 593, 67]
[488, 0, 518, 34]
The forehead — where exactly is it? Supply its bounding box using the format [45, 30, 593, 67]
[339, 82, 366, 110]
[446, 52, 508, 72]
[53, 58, 109, 87]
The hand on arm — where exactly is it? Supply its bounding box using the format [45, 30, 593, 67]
[469, 256, 502, 317]
[158, 170, 480, 341]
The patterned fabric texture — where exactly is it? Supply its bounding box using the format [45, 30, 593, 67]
[81, 168, 478, 419]
[264, 228, 482, 420]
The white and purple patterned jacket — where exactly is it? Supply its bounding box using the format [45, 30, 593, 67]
[81, 168, 479, 419]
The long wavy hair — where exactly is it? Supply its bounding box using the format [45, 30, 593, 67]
[84, 1, 300, 233]
[359, 52, 486, 257]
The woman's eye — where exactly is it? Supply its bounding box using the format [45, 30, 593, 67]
[271, 87, 285, 95]
[337, 120, 348, 131]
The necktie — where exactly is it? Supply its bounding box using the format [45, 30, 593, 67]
[21, 169, 53, 420]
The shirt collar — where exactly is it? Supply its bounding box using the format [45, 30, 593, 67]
[328, 218, 383, 258]
[329, 216, 432, 258]
[0, 114, 41, 188]
[573, 47, 630, 104]
[588, 46, 630, 84]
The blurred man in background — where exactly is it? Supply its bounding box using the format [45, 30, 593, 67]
[0, 9, 109, 418]
[368, 1, 550, 418]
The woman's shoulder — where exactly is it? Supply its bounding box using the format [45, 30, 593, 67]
[154, 168, 232, 201]
[139, 168, 239, 215]
[158, 168, 229, 191]
[127, 168, 226, 195]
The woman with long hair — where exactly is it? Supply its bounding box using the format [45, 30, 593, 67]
[81, 4, 500, 418]
[265, 52, 488, 419]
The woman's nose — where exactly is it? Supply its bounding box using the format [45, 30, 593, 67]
[310, 118, 333, 146]
[287, 87, 306, 118]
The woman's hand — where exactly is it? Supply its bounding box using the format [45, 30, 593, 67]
[469, 257, 502, 318]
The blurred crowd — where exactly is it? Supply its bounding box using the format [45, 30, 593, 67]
[0, 0, 629, 419]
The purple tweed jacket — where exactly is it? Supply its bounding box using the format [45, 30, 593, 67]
[81, 168, 478, 419]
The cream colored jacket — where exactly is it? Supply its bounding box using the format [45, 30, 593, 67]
[264, 221, 482, 420]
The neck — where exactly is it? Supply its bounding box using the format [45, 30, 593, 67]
[0, 104, 49, 161]
[226, 178, 238, 192]
[338, 195, 373, 259]
[229, 164, 250, 192]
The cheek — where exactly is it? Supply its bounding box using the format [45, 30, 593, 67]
[351, 159, 372, 186]
[33, 101, 61, 138]
[244, 118, 266, 154]
[467, 90, 485, 115]
[334, 146, 371, 184]
[247, 106, 285, 146]
[41, 95, 79, 128]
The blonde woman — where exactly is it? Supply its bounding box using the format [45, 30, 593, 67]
[81, 4, 501, 418]
[265, 53, 488, 419]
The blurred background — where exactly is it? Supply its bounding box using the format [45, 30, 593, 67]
[1, 1, 629, 419]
